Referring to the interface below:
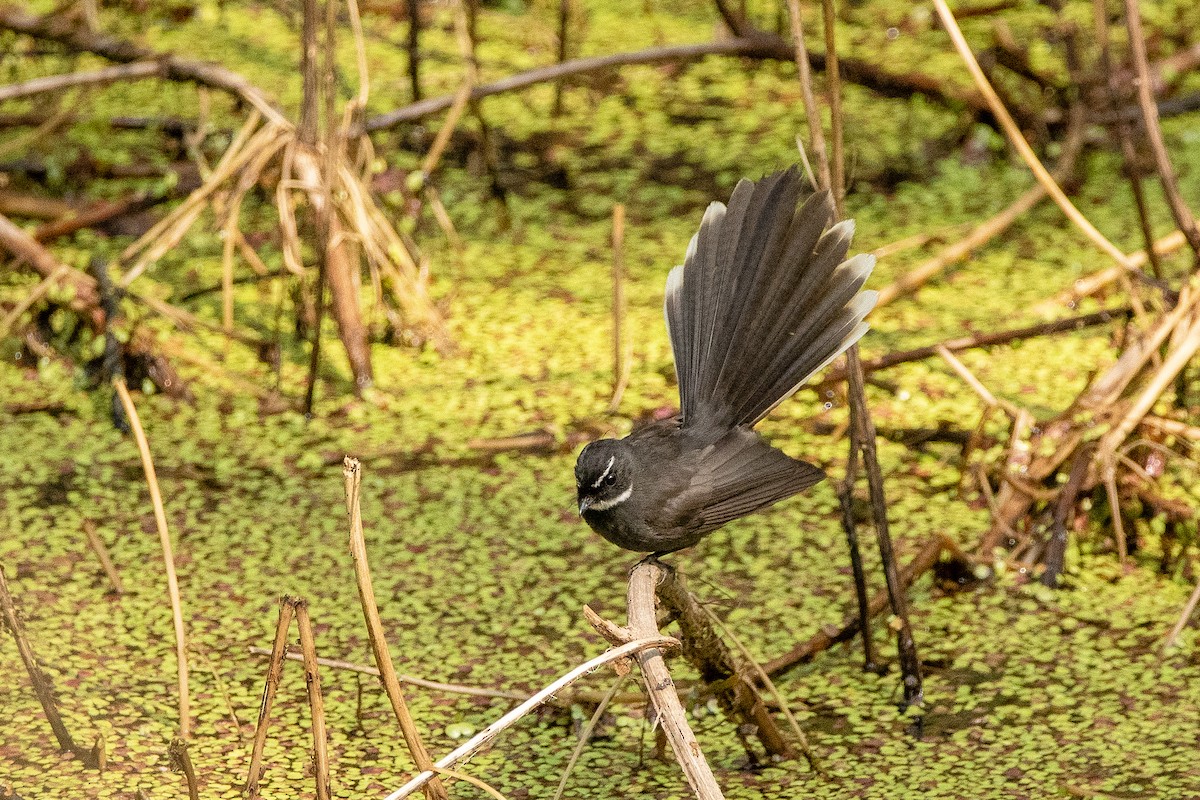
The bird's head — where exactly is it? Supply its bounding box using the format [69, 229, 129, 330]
[574, 439, 635, 516]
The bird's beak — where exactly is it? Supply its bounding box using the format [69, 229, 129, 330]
[578, 496, 592, 516]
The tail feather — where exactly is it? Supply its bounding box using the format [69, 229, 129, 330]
[664, 167, 876, 430]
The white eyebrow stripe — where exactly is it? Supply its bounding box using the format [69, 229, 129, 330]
[591, 456, 616, 488]
[588, 484, 632, 511]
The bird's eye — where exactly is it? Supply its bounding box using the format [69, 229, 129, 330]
[605, 473, 617, 485]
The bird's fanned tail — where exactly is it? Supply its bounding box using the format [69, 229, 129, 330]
[664, 167, 877, 430]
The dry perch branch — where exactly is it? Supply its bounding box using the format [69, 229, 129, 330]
[627, 562, 724, 798]
[586, 562, 725, 799]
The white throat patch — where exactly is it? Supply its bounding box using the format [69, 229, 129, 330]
[588, 484, 632, 511]
[591, 455, 616, 488]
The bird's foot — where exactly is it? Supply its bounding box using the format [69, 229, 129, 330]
[631, 551, 675, 577]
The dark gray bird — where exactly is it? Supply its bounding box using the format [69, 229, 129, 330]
[575, 167, 877, 554]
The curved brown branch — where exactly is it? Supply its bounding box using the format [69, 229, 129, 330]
[363, 35, 991, 133]
[763, 536, 948, 678]
[0, 210, 102, 317]
[0, 60, 161, 103]
[0, 5, 287, 126]
[815, 306, 1132, 388]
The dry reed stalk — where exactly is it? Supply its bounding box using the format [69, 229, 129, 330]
[1141, 415, 1200, 440]
[876, 184, 1045, 307]
[168, 737, 200, 800]
[933, 0, 1136, 275]
[118, 112, 280, 285]
[0, 566, 104, 768]
[294, 599, 332, 800]
[609, 203, 630, 412]
[342, 458, 448, 800]
[550, 674, 628, 800]
[786, 0, 831, 193]
[1095, 313, 1200, 464]
[113, 377, 190, 738]
[820, 0, 845, 217]
[935, 344, 1020, 417]
[1122, 0, 1200, 256]
[1102, 465, 1129, 566]
[1163, 579, 1200, 650]
[82, 520, 123, 594]
[244, 597, 296, 797]
[1038, 227, 1184, 310]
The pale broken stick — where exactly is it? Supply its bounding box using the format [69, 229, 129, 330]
[380, 635, 679, 800]
[246, 645, 649, 705]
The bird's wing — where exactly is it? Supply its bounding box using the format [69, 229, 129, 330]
[663, 168, 876, 430]
[663, 429, 824, 536]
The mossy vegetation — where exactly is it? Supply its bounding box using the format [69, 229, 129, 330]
[2, 0, 1200, 797]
